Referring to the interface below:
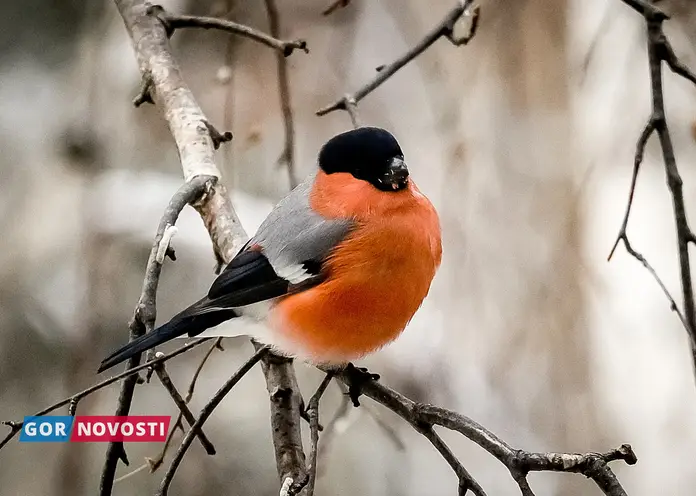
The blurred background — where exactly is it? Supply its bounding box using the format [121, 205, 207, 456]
[1, 0, 696, 494]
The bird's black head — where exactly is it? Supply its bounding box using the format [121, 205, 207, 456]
[318, 127, 409, 192]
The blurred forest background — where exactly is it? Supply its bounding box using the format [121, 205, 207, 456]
[1, 0, 696, 494]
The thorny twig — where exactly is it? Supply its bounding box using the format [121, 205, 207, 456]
[304, 373, 334, 496]
[0, 339, 209, 452]
[100, 176, 213, 495]
[264, 0, 299, 188]
[328, 368, 636, 496]
[157, 346, 270, 496]
[610, 0, 696, 378]
[316, 0, 479, 119]
[147, 4, 308, 57]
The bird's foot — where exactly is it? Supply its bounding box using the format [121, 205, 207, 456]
[344, 363, 380, 407]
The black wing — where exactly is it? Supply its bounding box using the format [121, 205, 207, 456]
[97, 249, 289, 373]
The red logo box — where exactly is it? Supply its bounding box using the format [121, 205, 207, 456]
[70, 416, 170, 442]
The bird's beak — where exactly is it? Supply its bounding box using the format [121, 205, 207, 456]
[382, 157, 409, 191]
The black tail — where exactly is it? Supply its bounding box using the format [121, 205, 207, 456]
[97, 298, 237, 373]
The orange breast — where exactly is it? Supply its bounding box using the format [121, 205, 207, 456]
[269, 171, 442, 363]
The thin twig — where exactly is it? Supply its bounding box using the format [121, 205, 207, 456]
[147, 414, 184, 473]
[608, 117, 655, 261]
[264, 0, 298, 188]
[157, 346, 270, 496]
[326, 367, 636, 496]
[316, 0, 479, 117]
[344, 96, 361, 129]
[185, 337, 223, 402]
[99, 176, 213, 495]
[148, 5, 308, 57]
[304, 373, 334, 496]
[114, 462, 150, 483]
[153, 359, 216, 455]
[120, 336, 224, 481]
[362, 402, 407, 451]
[614, 0, 696, 379]
[0, 339, 208, 451]
[316, 383, 352, 469]
[417, 426, 486, 496]
[622, 237, 690, 332]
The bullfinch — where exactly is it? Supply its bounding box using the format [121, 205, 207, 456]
[98, 127, 442, 373]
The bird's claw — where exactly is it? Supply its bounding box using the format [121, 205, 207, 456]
[344, 363, 380, 407]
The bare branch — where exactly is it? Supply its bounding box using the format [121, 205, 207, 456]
[608, 117, 655, 261]
[185, 337, 224, 402]
[620, 237, 691, 332]
[417, 426, 486, 496]
[148, 4, 308, 57]
[316, 1, 479, 118]
[316, 382, 352, 468]
[620, 0, 667, 18]
[153, 359, 216, 455]
[304, 373, 334, 496]
[122, 340, 224, 479]
[147, 415, 184, 473]
[614, 0, 696, 378]
[661, 36, 696, 86]
[326, 367, 636, 496]
[264, 0, 299, 188]
[157, 346, 270, 495]
[112, 3, 310, 495]
[258, 345, 308, 495]
[99, 176, 213, 494]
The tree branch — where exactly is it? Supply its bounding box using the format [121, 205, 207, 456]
[416, 426, 486, 496]
[99, 176, 213, 495]
[117, 339, 226, 479]
[185, 337, 224, 403]
[304, 373, 334, 496]
[157, 346, 270, 496]
[611, 0, 696, 380]
[316, 0, 479, 118]
[148, 4, 308, 57]
[327, 368, 636, 496]
[113, 2, 309, 495]
[152, 359, 216, 455]
[258, 345, 308, 495]
[0, 338, 209, 452]
[264, 0, 299, 188]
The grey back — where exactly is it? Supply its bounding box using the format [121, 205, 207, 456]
[251, 173, 354, 279]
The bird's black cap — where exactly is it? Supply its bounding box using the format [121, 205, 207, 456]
[318, 127, 409, 191]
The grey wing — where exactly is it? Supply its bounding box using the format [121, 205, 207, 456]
[251, 174, 354, 285]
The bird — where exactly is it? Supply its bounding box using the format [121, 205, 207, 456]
[98, 127, 442, 374]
